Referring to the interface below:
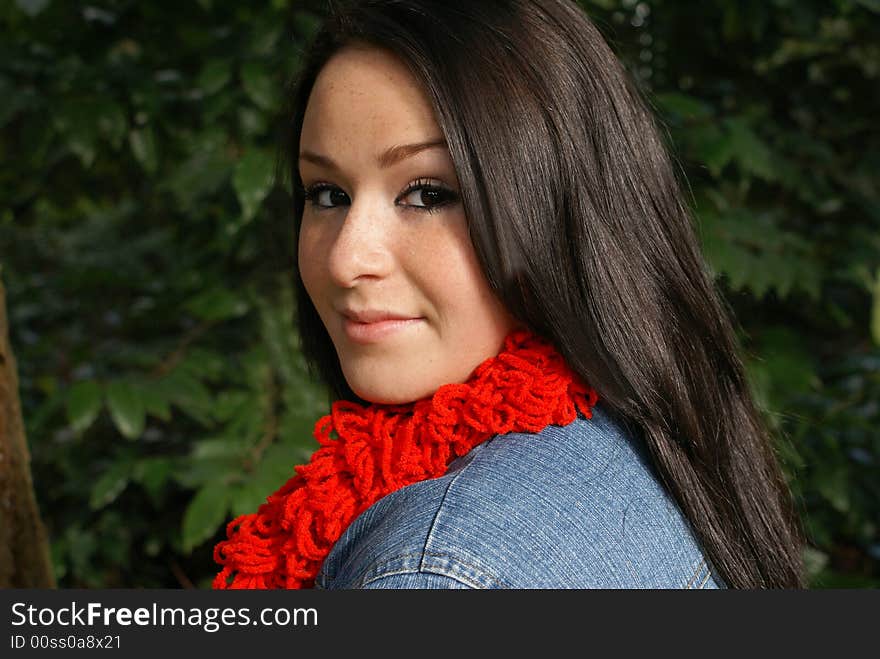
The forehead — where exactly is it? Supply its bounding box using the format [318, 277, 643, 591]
[300, 45, 441, 150]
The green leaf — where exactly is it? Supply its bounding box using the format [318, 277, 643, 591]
[233, 149, 275, 222]
[185, 287, 249, 322]
[54, 109, 97, 167]
[855, 0, 880, 12]
[15, 0, 50, 16]
[129, 127, 158, 174]
[213, 389, 251, 422]
[817, 465, 850, 513]
[726, 117, 777, 182]
[172, 456, 240, 489]
[139, 380, 172, 422]
[655, 92, 713, 121]
[182, 483, 230, 553]
[238, 106, 268, 138]
[133, 457, 175, 505]
[191, 436, 247, 460]
[240, 62, 278, 111]
[756, 327, 818, 400]
[872, 269, 880, 346]
[63, 526, 98, 582]
[198, 59, 232, 95]
[802, 547, 829, 580]
[165, 135, 233, 211]
[89, 460, 133, 510]
[0, 77, 35, 127]
[97, 103, 127, 149]
[66, 380, 103, 433]
[161, 370, 214, 426]
[258, 291, 299, 385]
[219, 402, 263, 443]
[249, 22, 283, 56]
[178, 347, 230, 382]
[105, 381, 146, 439]
[690, 125, 734, 177]
[279, 408, 322, 448]
[229, 480, 271, 518]
[54, 99, 127, 166]
[254, 441, 307, 489]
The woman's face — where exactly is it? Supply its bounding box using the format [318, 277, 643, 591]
[297, 45, 518, 404]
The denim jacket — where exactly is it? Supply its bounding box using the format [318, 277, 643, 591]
[315, 403, 724, 589]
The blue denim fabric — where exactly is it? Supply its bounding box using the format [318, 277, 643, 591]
[315, 403, 724, 589]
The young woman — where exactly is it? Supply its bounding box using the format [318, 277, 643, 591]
[212, 0, 805, 589]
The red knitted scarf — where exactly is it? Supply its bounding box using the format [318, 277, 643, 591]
[212, 329, 599, 589]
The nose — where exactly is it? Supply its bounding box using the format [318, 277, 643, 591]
[326, 195, 394, 287]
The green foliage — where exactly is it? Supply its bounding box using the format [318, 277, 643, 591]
[872, 269, 880, 345]
[233, 149, 276, 224]
[1, 0, 877, 588]
[1, 0, 327, 588]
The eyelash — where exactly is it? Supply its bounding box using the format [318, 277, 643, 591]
[301, 177, 459, 215]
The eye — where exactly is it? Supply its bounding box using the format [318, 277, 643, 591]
[397, 178, 459, 214]
[303, 183, 350, 209]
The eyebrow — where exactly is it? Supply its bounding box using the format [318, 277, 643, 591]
[298, 138, 448, 171]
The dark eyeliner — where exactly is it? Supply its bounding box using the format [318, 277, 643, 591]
[302, 182, 348, 210]
[397, 177, 459, 214]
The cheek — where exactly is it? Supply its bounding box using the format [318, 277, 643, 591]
[412, 220, 501, 324]
[446, 259, 502, 327]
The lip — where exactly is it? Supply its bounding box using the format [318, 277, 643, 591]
[340, 309, 424, 344]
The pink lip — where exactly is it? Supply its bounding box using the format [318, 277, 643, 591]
[341, 311, 423, 344]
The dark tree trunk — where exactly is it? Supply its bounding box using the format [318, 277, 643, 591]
[0, 276, 56, 587]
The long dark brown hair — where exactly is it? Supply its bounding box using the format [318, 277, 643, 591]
[283, 0, 805, 588]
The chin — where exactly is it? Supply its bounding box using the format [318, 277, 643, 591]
[352, 387, 424, 406]
[348, 378, 436, 406]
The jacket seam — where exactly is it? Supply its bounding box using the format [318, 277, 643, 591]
[697, 569, 712, 589]
[685, 558, 707, 589]
[419, 444, 485, 572]
[358, 551, 499, 589]
[416, 442, 512, 588]
[361, 570, 475, 589]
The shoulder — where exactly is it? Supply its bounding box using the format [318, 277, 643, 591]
[316, 403, 722, 589]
